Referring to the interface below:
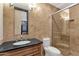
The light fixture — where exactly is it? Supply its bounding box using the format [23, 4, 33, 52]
[60, 9, 69, 21]
[28, 3, 37, 10]
[10, 3, 14, 6]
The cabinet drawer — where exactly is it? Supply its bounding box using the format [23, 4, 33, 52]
[0, 53, 8, 56]
[16, 46, 41, 56]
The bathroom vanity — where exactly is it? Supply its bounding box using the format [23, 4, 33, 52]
[0, 38, 43, 56]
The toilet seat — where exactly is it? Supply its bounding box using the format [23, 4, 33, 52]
[44, 46, 61, 54]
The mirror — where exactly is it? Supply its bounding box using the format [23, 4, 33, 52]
[14, 7, 28, 35]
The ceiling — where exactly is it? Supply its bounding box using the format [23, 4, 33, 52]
[13, 3, 29, 10]
[13, 3, 74, 10]
[51, 3, 74, 9]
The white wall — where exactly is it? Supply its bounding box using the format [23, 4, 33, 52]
[0, 4, 3, 44]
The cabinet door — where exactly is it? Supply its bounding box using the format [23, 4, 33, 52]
[0, 44, 43, 56]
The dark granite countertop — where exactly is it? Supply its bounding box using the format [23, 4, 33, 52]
[0, 38, 42, 52]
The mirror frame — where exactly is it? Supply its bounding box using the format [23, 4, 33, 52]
[14, 7, 28, 35]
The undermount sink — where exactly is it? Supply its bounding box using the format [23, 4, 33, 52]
[13, 40, 31, 45]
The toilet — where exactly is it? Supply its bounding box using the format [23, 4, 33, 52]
[43, 38, 62, 56]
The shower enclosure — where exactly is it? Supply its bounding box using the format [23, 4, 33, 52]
[52, 8, 70, 55]
[52, 4, 79, 56]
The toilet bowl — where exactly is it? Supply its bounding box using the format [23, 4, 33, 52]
[44, 46, 62, 56]
[43, 38, 62, 56]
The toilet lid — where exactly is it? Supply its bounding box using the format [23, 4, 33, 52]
[45, 46, 61, 54]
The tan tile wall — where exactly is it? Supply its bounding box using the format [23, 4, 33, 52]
[3, 4, 59, 42]
[0, 4, 3, 44]
[26, 4, 59, 41]
[3, 4, 14, 42]
[69, 4, 79, 55]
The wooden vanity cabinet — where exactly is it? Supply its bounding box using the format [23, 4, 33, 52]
[0, 44, 43, 56]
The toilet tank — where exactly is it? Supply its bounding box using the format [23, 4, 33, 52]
[43, 38, 51, 47]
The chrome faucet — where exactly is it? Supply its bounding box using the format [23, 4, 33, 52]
[21, 35, 23, 40]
